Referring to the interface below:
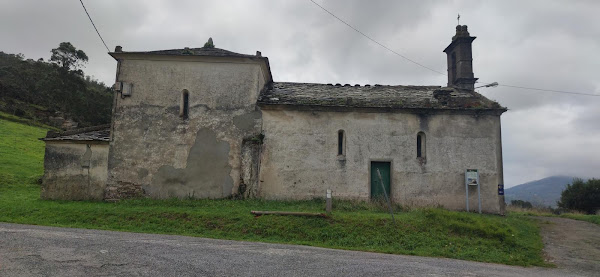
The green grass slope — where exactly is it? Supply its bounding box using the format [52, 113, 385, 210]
[0, 118, 47, 191]
[0, 118, 550, 267]
[508, 206, 600, 226]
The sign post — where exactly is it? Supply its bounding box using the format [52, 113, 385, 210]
[377, 168, 395, 225]
[465, 169, 481, 214]
[326, 189, 332, 214]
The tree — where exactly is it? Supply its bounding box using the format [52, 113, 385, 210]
[0, 50, 112, 128]
[558, 178, 600, 214]
[50, 42, 88, 73]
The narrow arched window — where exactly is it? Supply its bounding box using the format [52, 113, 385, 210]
[181, 89, 189, 119]
[338, 130, 345, 156]
[417, 132, 426, 158]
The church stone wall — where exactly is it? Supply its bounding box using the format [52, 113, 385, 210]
[107, 57, 266, 199]
[41, 142, 109, 200]
[259, 109, 504, 214]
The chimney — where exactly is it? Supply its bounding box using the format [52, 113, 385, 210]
[443, 25, 478, 90]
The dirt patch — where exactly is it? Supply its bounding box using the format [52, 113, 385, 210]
[536, 217, 600, 276]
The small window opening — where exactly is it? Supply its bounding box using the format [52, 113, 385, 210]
[417, 132, 426, 158]
[338, 130, 345, 156]
[450, 52, 457, 83]
[181, 89, 189, 119]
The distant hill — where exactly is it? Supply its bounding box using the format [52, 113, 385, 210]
[505, 176, 579, 208]
[0, 50, 112, 129]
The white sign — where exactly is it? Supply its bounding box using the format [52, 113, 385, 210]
[466, 169, 479, 186]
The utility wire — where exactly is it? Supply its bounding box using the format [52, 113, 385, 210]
[475, 80, 600, 96]
[309, 0, 446, 75]
[497, 84, 599, 97]
[79, 0, 110, 52]
[309, 0, 600, 97]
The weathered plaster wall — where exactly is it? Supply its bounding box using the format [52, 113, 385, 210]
[259, 109, 504, 214]
[107, 58, 266, 199]
[41, 142, 109, 200]
[240, 138, 262, 198]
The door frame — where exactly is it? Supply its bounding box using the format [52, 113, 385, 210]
[369, 159, 393, 201]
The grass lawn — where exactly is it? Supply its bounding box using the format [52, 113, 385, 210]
[0, 116, 48, 187]
[560, 214, 600, 225]
[0, 118, 550, 267]
[507, 206, 600, 226]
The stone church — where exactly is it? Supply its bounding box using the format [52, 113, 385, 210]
[41, 25, 507, 214]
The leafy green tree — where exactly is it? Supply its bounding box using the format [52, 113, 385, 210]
[50, 42, 88, 73]
[558, 178, 600, 214]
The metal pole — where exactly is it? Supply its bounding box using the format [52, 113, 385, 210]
[326, 189, 332, 214]
[377, 169, 395, 224]
[477, 174, 482, 214]
[465, 170, 469, 212]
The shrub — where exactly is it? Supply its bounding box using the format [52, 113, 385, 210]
[558, 178, 600, 214]
[14, 108, 25, 117]
[510, 199, 533, 209]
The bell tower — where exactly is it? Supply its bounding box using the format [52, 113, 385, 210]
[443, 25, 478, 90]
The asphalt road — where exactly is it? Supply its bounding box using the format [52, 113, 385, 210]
[0, 223, 587, 277]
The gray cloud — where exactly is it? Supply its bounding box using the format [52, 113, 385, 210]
[2, 0, 598, 187]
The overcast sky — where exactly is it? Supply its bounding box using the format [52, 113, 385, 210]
[2, 0, 599, 187]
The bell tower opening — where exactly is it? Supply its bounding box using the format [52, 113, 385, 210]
[443, 25, 478, 90]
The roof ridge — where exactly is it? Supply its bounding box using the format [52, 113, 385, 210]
[112, 47, 258, 58]
[148, 46, 237, 52]
[273, 81, 444, 88]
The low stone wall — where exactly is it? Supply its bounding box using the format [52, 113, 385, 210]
[104, 181, 144, 201]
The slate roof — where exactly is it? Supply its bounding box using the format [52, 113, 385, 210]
[112, 47, 257, 58]
[43, 125, 110, 142]
[258, 82, 505, 111]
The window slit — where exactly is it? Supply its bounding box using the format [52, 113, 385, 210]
[417, 132, 425, 158]
[338, 130, 345, 156]
[181, 90, 189, 119]
[417, 135, 422, 157]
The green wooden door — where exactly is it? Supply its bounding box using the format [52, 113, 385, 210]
[371, 162, 391, 200]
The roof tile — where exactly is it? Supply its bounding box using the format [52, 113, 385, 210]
[258, 82, 505, 111]
[43, 125, 110, 142]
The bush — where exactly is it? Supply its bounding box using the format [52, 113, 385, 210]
[510, 199, 533, 209]
[14, 108, 25, 117]
[558, 178, 600, 214]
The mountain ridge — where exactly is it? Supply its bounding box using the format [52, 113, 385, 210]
[505, 176, 581, 208]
